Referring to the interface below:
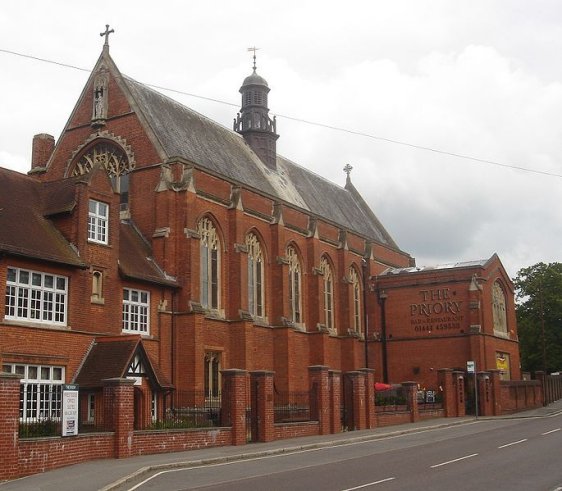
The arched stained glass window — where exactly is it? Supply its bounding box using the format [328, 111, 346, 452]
[349, 267, 361, 334]
[287, 246, 302, 324]
[492, 281, 508, 334]
[71, 141, 134, 210]
[246, 233, 265, 318]
[198, 218, 220, 310]
[204, 352, 221, 400]
[320, 256, 334, 330]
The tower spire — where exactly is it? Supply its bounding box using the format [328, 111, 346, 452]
[234, 50, 279, 170]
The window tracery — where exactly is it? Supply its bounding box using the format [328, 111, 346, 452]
[320, 256, 334, 331]
[71, 142, 132, 178]
[349, 267, 361, 334]
[246, 233, 264, 318]
[198, 218, 221, 310]
[287, 246, 302, 324]
[492, 281, 508, 335]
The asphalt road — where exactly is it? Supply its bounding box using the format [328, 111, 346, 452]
[122, 415, 562, 491]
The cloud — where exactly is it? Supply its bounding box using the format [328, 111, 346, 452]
[1, 2, 561, 279]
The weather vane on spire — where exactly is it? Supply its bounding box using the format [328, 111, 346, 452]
[100, 24, 114, 48]
[247, 46, 260, 71]
[343, 164, 353, 177]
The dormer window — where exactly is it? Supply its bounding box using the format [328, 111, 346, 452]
[88, 199, 108, 244]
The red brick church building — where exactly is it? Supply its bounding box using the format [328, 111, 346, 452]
[0, 38, 520, 428]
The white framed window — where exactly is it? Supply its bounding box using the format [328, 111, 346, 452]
[88, 199, 108, 244]
[287, 246, 302, 324]
[198, 218, 221, 310]
[320, 257, 335, 331]
[204, 352, 221, 400]
[246, 233, 265, 318]
[2, 363, 64, 421]
[122, 288, 150, 333]
[349, 267, 362, 334]
[5, 267, 68, 326]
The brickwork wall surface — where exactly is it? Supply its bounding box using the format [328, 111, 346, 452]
[274, 422, 319, 440]
[18, 435, 114, 478]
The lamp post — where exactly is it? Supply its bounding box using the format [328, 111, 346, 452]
[379, 290, 389, 383]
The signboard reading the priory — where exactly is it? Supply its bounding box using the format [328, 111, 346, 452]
[410, 288, 464, 332]
[62, 384, 79, 437]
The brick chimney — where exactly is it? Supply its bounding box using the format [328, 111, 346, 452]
[31, 133, 55, 170]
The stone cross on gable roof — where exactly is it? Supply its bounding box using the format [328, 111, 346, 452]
[344, 164, 354, 186]
[100, 25, 114, 47]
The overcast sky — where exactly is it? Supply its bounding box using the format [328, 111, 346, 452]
[1, 1, 561, 278]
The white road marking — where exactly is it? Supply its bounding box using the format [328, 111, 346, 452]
[542, 428, 561, 435]
[430, 453, 478, 468]
[342, 477, 396, 490]
[498, 438, 527, 449]
[123, 422, 483, 490]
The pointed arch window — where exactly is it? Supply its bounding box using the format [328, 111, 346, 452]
[204, 352, 221, 400]
[492, 281, 508, 336]
[246, 233, 265, 318]
[320, 256, 335, 330]
[198, 218, 221, 310]
[349, 267, 362, 334]
[71, 141, 134, 211]
[287, 246, 302, 324]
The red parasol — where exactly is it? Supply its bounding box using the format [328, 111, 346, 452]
[374, 382, 392, 391]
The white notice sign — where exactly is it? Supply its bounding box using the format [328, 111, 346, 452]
[467, 361, 475, 373]
[62, 384, 79, 437]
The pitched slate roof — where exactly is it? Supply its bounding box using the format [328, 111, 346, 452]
[122, 75, 399, 248]
[379, 257, 492, 276]
[119, 222, 178, 287]
[73, 336, 173, 390]
[0, 168, 85, 267]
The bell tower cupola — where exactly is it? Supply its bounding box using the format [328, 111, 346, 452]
[234, 48, 279, 170]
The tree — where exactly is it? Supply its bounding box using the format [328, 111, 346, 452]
[514, 262, 562, 374]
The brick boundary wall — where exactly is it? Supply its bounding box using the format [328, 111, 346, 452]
[376, 412, 412, 427]
[536, 372, 562, 405]
[498, 380, 543, 414]
[274, 421, 319, 440]
[4, 366, 555, 481]
[18, 434, 114, 477]
[131, 428, 232, 455]
[0, 373, 22, 481]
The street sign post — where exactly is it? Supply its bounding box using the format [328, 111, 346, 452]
[467, 361, 478, 419]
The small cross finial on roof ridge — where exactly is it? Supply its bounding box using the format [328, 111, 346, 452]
[100, 24, 115, 48]
[247, 46, 260, 72]
[343, 164, 353, 177]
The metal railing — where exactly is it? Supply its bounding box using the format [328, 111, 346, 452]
[274, 391, 313, 423]
[375, 386, 408, 412]
[18, 383, 62, 438]
[150, 390, 221, 429]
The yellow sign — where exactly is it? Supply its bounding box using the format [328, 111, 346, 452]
[496, 353, 509, 371]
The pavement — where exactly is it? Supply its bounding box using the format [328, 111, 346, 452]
[2, 400, 562, 491]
